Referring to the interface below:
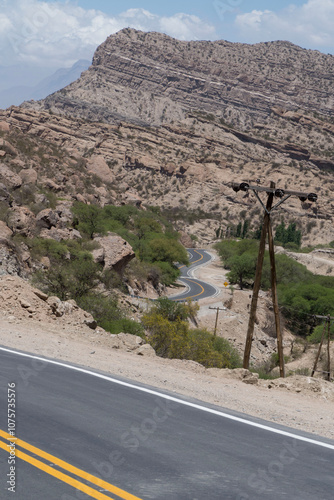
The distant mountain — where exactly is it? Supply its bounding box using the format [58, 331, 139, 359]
[0, 59, 90, 110]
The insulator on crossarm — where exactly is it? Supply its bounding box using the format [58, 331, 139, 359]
[307, 193, 318, 203]
[239, 182, 249, 192]
[274, 189, 285, 198]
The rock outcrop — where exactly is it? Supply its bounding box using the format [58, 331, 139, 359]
[93, 233, 135, 274]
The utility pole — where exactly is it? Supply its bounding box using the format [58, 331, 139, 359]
[243, 182, 274, 371]
[311, 314, 333, 381]
[267, 215, 285, 378]
[232, 181, 318, 378]
[209, 306, 225, 336]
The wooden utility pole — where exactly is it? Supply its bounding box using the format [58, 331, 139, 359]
[209, 306, 225, 336]
[311, 314, 332, 381]
[267, 218, 285, 378]
[243, 182, 274, 370]
[327, 319, 331, 382]
[231, 180, 318, 378]
[311, 317, 329, 378]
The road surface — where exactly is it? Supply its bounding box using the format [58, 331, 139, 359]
[170, 249, 220, 301]
[0, 347, 333, 500]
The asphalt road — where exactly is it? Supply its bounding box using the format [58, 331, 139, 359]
[1, 347, 334, 500]
[170, 249, 220, 301]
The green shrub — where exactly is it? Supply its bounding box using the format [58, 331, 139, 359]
[101, 318, 146, 338]
[307, 322, 334, 343]
[76, 293, 123, 325]
[142, 299, 241, 368]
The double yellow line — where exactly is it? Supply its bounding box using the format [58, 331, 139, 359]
[0, 429, 142, 500]
[179, 249, 204, 270]
[174, 278, 205, 301]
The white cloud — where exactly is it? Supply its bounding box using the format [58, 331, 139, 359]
[0, 1, 216, 69]
[234, 0, 334, 51]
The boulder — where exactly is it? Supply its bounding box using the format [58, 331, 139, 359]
[0, 140, 18, 157]
[121, 191, 143, 207]
[86, 155, 114, 184]
[7, 207, 35, 236]
[42, 179, 62, 191]
[94, 232, 135, 274]
[55, 205, 74, 227]
[0, 121, 10, 133]
[92, 247, 104, 263]
[137, 344, 156, 357]
[0, 221, 12, 239]
[19, 168, 38, 185]
[36, 209, 59, 229]
[161, 162, 177, 176]
[179, 231, 193, 248]
[39, 227, 81, 241]
[84, 316, 98, 330]
[0, 164, 22, 188]
[0, 183, 10, 202]
[0, 238, 22, 276]
[47, 296, 78, 317]
[117, 333, 145, 351]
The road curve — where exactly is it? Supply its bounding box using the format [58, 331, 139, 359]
[170, 249, 220, 302]
[1, 347, 333, 500]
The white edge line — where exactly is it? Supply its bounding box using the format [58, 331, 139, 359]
[1, 346, 334, 451]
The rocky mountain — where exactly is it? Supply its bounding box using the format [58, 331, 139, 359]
[0, 28, 331, 251]
[26, 28, 334, 127]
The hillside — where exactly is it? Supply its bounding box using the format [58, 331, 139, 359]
[0, 29, 333, 383]
[14, 28, 334, 246]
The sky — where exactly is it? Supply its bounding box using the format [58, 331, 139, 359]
[0, 0, 333, 92]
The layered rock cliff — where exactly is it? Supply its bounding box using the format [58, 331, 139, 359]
[25, 28, 334, 127]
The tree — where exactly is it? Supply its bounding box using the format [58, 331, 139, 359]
[227, 253, 256, 289]
[142, 302, 240, 368]
[40, 254, 102, 300]
[72, 203, 105, 239]
[242, 219, 250, 239]
[274, 220, 301, 248]
[144, 237, 189, 266]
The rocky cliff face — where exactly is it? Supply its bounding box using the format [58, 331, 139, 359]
[26, 28, 334, 127]
[1, 28, 333, 248]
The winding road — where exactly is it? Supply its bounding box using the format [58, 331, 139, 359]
[1, 347, 334, 499]
[170, 249, 220, 302]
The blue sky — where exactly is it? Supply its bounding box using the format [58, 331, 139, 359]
[0, 0, 333, 91]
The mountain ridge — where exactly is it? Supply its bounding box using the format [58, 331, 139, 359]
[24, 28, 334, 127]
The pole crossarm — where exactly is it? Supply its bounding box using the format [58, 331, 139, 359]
[231, 182, 317, 202]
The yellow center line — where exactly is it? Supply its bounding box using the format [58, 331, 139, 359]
[0, 430, 142, 500]
[179, 250, 204, 270]
[191, 249, 204, 265]
[175, 278, 205, 300]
